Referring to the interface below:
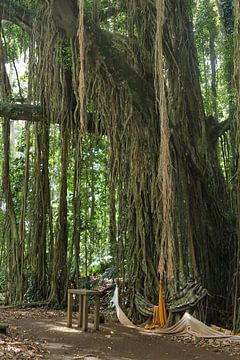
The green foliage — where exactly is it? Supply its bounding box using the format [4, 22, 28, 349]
[11, 0, 38, 8]
[69, 134, 111, 276]
[194, 0, 231, 119]
[2, 21, 29, 61]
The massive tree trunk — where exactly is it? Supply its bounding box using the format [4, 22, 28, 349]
[163, 0, 232, 315]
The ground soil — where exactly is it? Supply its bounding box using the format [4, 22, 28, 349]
[0, 308, 240, 359]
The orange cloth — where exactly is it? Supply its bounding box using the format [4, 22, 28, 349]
[145, 281, 167, 329]
[159, 281, 167, 327]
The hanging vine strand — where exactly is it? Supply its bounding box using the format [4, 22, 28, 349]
[78, 0, 85, 131]
[155, 0, 174, 282]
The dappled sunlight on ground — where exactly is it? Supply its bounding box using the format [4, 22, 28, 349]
[0, 308, 238, 359]
[41, 320, 84, 334]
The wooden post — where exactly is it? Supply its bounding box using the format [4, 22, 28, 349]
[67, 291, 73, 327]
[78, 294, 84, 327]
[94, 294, 100, 330]
[82, 294, 89, 331]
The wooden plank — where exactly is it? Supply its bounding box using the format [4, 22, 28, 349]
[68, 289, 100, 296]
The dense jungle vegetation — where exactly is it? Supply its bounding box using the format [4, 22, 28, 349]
[0, 0, 240, 332]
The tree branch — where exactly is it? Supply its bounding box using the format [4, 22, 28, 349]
[50, 0, 154, 112]
[0, 0, 34, 32]
[51, 0, 77, 37]
[88, 25, 154, 113]
[0, 102, 105, 134]
[0, 102, 43, 121]
[51, 0, 127, 36]
[206, 115, 231, 143]
[214, 118, 231, 137]
[2, 0, 155, 115]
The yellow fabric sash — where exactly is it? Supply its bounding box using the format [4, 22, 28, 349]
[145, 281, 167, 329]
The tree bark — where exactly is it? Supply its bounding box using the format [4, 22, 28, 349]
[215, 0, 233, 34]
[72, 131, 82, 288]
[0, 103, 43, 121]
[31, 122, 51, 300]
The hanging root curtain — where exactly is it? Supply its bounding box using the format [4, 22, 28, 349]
[33, 0, 233, 318]
[0, 0, 234, 320]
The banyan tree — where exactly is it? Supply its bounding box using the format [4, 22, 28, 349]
[0, 0, 240, 329]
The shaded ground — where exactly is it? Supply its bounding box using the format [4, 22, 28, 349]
[0, 309, 240, 359]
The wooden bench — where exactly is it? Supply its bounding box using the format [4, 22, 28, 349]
[67, 289, 101, 331]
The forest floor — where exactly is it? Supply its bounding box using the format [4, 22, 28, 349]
[0, 308, 240, 359]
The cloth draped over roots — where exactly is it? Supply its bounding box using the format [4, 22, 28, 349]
[112, 286, 240, 341]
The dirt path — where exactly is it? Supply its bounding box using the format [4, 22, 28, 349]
[4, 310, 239, 360]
